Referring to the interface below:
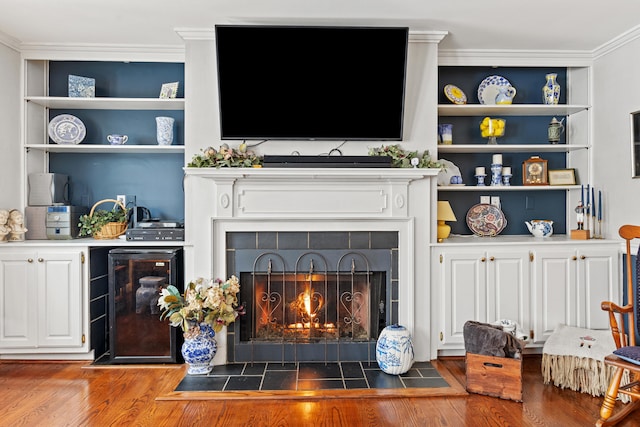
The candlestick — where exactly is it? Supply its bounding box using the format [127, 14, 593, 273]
[502, 166, 511, 175]
[586, 184, 590, 213]
[492, 154, 503, 165]
[598, 190, 602, 221]
[475, 167, 486, 175]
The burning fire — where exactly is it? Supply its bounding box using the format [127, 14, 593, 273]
[288, 287, 335, 330]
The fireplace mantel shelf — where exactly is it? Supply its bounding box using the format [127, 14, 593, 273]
[185, 167, 439, 181]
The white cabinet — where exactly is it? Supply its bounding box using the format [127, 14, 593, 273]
[436, 246, 530, 349]
[434, 239, 619, 354]
[531, 244, 619, 345]
[0, 247, 86, 354]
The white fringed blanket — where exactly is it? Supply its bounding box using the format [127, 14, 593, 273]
[542, 324, 628, 400]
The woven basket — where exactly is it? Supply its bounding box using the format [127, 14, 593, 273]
[89, 199, 128, 240]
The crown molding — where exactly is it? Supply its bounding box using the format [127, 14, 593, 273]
[0, 30, 21, 52]
[175, 28, 215, 41]
[438, 48, 593, 67]
[19, 43, 184, 62]
[593, 24, 640, 60]
[408, 31, 448, 44]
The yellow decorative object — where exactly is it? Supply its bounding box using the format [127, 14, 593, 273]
[480, 117, 506, 144]
[437, 201, 457, 242]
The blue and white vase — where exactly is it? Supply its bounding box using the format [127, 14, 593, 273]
[542, 73, 561, 105]
[155, 116, 175, 145]
[181, 323, 217, 375]
[376, 324, 414, 375]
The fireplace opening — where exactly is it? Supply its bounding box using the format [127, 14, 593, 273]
[226, 231, 398, 363]
[240, 270, 386, 344]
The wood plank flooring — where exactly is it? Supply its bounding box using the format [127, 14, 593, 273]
[1, 356, 639, 426]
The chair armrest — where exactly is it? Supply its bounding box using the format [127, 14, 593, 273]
[601, 301, 634, 314]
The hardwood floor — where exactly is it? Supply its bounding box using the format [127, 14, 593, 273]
[1, 356, 638, 426]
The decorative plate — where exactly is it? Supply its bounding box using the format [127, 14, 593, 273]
[444, 84, 467, 105]
[48, 114, 86, 144]
[477, 75, 512, 105]
[466, 203, 507, 237]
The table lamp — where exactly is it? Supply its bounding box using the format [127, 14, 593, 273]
[437, 201, 457, 242]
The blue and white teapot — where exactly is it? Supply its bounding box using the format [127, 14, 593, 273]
[525, 220, 554, 238]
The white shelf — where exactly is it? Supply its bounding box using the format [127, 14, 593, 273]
[437, 144, 589, 153]
[25, 96, 184, 111]
[438, 104, 589, 116]
[26, 144, 184, 154]
[438, 185, 579, 191]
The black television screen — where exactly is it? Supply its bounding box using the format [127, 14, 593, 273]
[215, 25, 409, 141]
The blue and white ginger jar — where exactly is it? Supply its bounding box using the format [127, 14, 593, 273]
[376, 324, 414, 375]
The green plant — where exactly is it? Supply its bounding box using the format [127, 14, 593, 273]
[78, 205, 128, 237]
[368, 144, 442, 169]
[188, 143, 263, 168]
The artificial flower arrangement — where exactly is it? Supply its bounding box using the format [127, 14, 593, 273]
[187, 143, 263, 168]
[368, 144, 441, 169]
[158, 276, 245, 338]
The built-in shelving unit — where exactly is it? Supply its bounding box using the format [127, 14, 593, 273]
[435, 66, 591, 238]
[22, 59, 186, 221]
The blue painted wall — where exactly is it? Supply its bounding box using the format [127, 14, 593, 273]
[438, 66, 568, 236]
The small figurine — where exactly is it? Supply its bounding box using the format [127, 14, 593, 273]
[0, 209, 10, 242]
[8, 209, 27, 242]
[575, 202, 585, 230]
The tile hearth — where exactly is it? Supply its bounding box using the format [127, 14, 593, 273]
[175, 361, 449, 392]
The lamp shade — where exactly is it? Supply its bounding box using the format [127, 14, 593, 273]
[437, 201, 457, 222]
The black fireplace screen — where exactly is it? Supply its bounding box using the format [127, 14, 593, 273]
[239, 270, 386, 343]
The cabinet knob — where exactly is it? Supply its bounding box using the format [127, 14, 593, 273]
[27, 258, 33, 263]
[489, 256, 495, 261]
[580, 255, 586, 260]
[481, 257, 486, 262]
[572, 256, 577, 261]
[38, 258, 44, 263]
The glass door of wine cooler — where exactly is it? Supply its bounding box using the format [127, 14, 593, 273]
[108, 248, 183, 363]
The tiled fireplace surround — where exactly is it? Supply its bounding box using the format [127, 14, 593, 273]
[184, 168, 438, 364]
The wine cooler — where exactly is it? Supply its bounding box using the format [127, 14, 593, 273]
[108, 247, 183, 363]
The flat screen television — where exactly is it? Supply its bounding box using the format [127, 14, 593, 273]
[215, 25, 409, 141]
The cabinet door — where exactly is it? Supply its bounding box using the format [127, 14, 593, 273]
[37, 249, 84, 347]
[486, 249, 531, 338]
[0, 251, 38, 348]
[577, 247, 619, 330]
[531, 248, 577, 345]
[438, 250, 487, 348]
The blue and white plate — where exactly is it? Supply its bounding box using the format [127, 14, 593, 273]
[477, 75, 512, 105]
[48, 114, 86, 144]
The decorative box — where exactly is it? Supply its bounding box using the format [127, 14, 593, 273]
[68, 75, 95, 98]
[465, 352, 523, 402]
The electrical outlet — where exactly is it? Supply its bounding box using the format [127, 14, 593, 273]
[491, 196, 501, 209]
[116, 194, 126, 206]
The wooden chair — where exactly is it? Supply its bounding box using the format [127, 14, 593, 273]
[597, 225, 640, 426]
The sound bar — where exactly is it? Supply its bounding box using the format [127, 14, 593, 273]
[262, 155, 391, 168]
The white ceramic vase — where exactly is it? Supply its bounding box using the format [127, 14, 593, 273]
[376, 324, 414, 375]
[155, 116, 174, 145]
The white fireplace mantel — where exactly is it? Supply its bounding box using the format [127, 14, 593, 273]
[183, 167, 438, 361]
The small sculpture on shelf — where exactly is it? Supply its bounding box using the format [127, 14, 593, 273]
[8, 209, 27, 242]
[0, 209, 10, 242]
[571, 202, 590, 240]
[575, 202, 585, 230]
